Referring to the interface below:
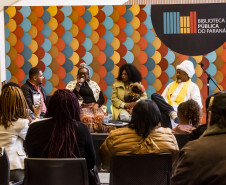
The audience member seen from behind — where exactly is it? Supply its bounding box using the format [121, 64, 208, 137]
[0, 86, 30, 182]
[21, 67, 47, 118]
[66, 63, 106, 132]
[172, 99, 202, 134]
[24, 89, 98, 185]
[188, 90, 226, 141]
[172, 92, 226, 184]
[99, 100, 179, 169]
[111, 64, 148, 121]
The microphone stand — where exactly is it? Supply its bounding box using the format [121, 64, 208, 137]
[200, 63, 221, 96]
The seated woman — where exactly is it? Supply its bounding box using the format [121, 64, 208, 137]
[172, 99, 202, 134]
[111, 64, 147, 121]
[99, 100, 179, 169]
[24, 89, 99, 185]
[66, 63, 106, 132]
[0, 86, 31, 182]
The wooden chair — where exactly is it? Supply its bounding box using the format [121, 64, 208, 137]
[24, 158, 89, 185]
[110, 153, 172, 185]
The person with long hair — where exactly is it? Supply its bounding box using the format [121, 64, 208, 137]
[99, 100, 179, 168]
[111, 64, 148, 120]
[0, 86, 30, 182]
[24, 89, 98, 184]
[172, 99, 202, 133]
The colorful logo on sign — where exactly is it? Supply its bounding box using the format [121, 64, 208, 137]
[163, 11, 197, 34]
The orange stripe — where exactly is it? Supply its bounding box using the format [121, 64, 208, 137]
[190, 12, 193, 33]
[193, 11, 197, 33]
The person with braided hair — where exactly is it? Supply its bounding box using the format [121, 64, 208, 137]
[25, 89, 98, 185]
[0, 86, 30, 182]
[172, 99, 202, 133]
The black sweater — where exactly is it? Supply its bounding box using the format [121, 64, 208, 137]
[24, 118, 96, 169]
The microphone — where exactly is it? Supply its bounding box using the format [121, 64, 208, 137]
[78, 78, 85, 86]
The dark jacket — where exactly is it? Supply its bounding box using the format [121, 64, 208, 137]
[21, 80, 46, 112]
[172, 124, 226, 185]
[24, 118, 96, 170]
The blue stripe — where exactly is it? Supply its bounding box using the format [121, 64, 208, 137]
[177, 12, 180, 34]
[174, 12, 176, 34]
[170, 12, 173, 34]
[163, 12, 167, 34]
[167, 12, 170, 34]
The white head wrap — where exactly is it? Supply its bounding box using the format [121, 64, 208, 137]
[176, 60, 195, 78]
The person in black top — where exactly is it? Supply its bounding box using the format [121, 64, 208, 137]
[24, 89, 98, 184]
[21, 67, 47, 118]
[66, 63, 106, 132]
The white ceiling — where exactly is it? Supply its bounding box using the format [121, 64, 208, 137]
[0, 0, 19, 11]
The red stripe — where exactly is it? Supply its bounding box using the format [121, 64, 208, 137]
[190, 12, 194, 33]
[193, 11, 197, 33]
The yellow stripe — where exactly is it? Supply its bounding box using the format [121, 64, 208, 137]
[180, 16, 183, 28]
[187, 16, 190, 27]
[180, 28, 184, 34]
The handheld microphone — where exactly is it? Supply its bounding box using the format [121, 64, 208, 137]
[78, 78, 85, 86]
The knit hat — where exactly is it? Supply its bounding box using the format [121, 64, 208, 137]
[176, 60, 195, 78]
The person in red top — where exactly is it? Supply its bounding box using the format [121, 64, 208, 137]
[21, 67, 47, 118]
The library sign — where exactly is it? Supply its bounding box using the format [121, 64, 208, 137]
[151, 3, 226, 55]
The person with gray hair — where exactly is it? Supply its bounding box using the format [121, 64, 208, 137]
[172, 91, 226, 184]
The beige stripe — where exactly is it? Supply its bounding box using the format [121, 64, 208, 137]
[124, 0, 226, 4]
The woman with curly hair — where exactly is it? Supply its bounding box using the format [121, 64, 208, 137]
[172, 99, 202, 133]
[111, 64, 147, 120]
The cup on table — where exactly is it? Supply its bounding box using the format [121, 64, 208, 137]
[108, 114, 113, 121]
[104, 116, 109, 124]
[119, 114, 126, 121]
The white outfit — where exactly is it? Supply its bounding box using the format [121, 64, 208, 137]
[0, 118, 29, 170]
[162, 81, 203, 111]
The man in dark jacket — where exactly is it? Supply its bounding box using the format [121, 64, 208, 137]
[21, 67, 47, 118]
[172, 92, 226, 185]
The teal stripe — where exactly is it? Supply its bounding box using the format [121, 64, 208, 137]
[177, 12, 180, 34]
[167, 12, 170, 34]
[174, 12, 177, 34]
[170, 12, 173, 34]
[163, 12, 167, 34]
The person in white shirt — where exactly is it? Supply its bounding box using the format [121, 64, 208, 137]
[0, 85, 30, 182]
[151, 60, 202, 128]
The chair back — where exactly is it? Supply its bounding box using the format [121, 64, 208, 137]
[110, 153, 172, 185]
[0, 147, 10, 185]
[24, 158, 89, 185]
[174, 133, 189, 149]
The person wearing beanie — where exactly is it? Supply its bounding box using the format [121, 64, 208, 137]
[151, 60, 202, 128]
